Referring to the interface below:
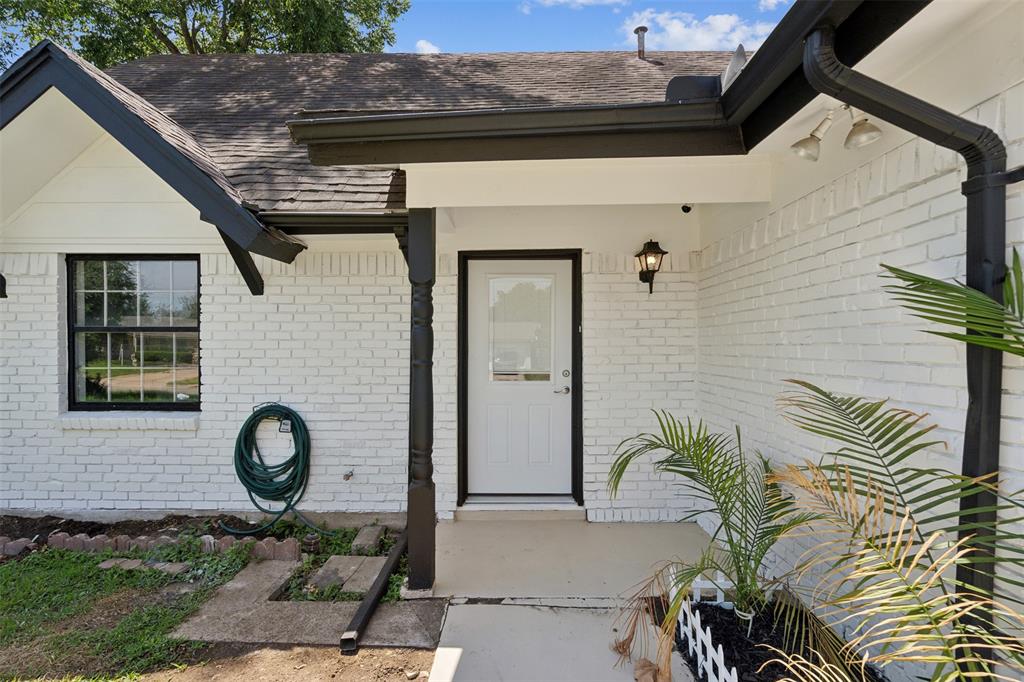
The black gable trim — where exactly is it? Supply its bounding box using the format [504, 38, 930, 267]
[0, 41, 305, 275]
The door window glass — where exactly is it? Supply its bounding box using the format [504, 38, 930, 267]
[488, 275, 553, 381]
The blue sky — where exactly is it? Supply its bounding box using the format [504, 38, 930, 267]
[387, 0, 791, 54]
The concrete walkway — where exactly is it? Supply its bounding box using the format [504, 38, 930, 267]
[174, 560, 445, 648]
[429, 519, 707, 681]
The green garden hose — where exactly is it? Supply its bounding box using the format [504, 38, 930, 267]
[220, 402, 321, 536]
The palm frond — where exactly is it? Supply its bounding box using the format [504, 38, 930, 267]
[771, 462, 1024, 678]
[882, 253, 1024, 357]
[766, 648, 858, 682]
[609, 412, 815, 616]
[777, 380, 1024, 605]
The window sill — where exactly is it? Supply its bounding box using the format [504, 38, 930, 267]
[59, 412, 200, 432]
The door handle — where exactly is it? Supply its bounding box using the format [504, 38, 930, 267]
[553, 386, 570, 394]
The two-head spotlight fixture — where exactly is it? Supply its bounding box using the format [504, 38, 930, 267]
[790, 105, 883, 161]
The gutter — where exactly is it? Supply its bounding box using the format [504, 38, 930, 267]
[288, 100, 728, 144]
[803, 23, 1022, 614]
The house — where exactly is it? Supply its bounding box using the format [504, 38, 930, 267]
[1, 0, 1021, 608]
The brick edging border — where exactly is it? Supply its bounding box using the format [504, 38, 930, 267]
[0, 532, 300, 560]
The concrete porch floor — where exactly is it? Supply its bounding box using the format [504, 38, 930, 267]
[434, 518, 709, 599]
[429, 518, 708, 681]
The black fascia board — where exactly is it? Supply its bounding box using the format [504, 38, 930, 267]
[0, 41, 304, 265]
[260, 211, 408, 235]
[289, 101, 741, 164]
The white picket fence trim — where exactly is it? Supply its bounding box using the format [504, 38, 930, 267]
[678, 598, 739, 682]
[671, 571, 739, 682]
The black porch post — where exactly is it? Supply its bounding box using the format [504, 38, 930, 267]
[406, 208, 436, 589]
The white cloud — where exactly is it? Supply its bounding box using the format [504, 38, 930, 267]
[520, 0, 627, 13]
[758, 0, 788, 10]
[415, 39, 441, 54]
[621, 10, 775, 51]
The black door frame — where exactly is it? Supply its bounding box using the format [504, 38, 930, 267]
[457, 249, 583, 506]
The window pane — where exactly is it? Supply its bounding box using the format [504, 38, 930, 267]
[109, 332, 139, 369]
[76, 292, 105, 326]
[171, 292, 199, 326]
[172, 261, 198, 291]
[105, 261, 137, 291]
[107, 369, 141, 403]
[141, 333, 173, 366]
[142, 368, 174, 402]
[76, 260, 104, 290]
[175, 333, 199, 365]
[489, 276, 553, 382]
[106, 292, 138, 326]
[78, 332, 108, 368]
[140, 292, 171, 326]
[139, 261, 171, 290]
[174, 333, 199, 402]
[76, 368, 110, 402]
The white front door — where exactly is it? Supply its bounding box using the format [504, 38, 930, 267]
[467, 258, 574, 495]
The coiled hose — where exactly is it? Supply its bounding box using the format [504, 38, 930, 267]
[220, 403, 319, 536]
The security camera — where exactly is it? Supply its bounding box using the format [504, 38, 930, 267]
[680, 204, 692, 213]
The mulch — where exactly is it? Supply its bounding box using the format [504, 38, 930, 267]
[678, 603, 888, 682]
[0, 514, 266, 544]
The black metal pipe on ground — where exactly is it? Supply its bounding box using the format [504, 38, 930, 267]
[802, 24, 1011, 608]
[340, 529, 408, 655]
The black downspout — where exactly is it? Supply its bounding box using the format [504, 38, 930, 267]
[803, 26, 1010, 610]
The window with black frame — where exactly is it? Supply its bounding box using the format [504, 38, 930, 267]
[68, 256, 200, 410]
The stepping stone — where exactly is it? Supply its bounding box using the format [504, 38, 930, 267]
[153, 562, 189, 576]
[3, 539, 30, 556]
[309, 555, 365, 591]
[351, 525, 385, 555]
[98, 558, 124, 569]
[118, 559, 143, 570]
[343, 556, 387, 594]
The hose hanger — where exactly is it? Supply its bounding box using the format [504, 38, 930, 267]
[221, 402, 321, 535]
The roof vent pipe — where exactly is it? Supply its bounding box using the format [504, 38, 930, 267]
[634, 26, 648, 60]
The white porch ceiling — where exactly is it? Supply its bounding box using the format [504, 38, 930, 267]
[402, 155, 772, 209]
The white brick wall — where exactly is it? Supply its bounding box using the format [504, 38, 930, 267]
[0, 246, 698, 519]
[579, 252, 698, 521]
[0, 251, 415, 513]
[697, 82, 1024, 499]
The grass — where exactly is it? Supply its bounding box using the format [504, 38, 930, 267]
[0, 536, 252, 679]
[0, 550, 172, 647]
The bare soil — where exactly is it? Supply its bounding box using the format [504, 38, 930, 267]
[0, 514, 267, 543]
[136, 645, 434, 682]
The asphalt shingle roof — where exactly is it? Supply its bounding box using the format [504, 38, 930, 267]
[106, 51, 734, 212]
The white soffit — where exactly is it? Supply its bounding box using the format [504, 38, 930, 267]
[403, 156, 772, 209]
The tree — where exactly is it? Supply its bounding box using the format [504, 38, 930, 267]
[1, 0, 410, 69]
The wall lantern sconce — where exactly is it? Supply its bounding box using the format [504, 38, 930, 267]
[635, 239, 668, 294]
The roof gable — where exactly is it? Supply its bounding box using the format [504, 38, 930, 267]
[0, 40, 304, 272]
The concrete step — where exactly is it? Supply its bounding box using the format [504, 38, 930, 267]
[453, 507, 586, 522]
